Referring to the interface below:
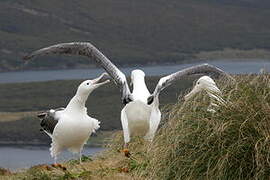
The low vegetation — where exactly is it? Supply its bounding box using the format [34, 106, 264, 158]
[2, 74, 270, 179]
[142, 74, 270, 179]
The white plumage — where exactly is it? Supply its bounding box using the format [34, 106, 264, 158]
[121, 70, 161, 144]
[38, 73, 109, 163]
[184, 76, 226, 112]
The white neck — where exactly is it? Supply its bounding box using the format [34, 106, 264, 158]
[132, 76, 150, 102]
[152, 96, 160, 108]
[65, 92, 90, 113]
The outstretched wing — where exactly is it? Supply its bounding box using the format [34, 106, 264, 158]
[38, 108, 65, 137]
[24, 42, 131, 104]
[148, 63, 233, 104]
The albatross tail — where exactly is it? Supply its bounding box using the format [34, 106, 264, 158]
[91, 118, 100, 133]
[50, 141, 62, 161]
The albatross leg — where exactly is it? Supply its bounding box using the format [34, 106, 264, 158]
[79, 151, 82, 164]
[51, 156, 67, 170]
[122, 143, 131, 157]
[52, 156, 60, 167]
[54, 156, 57, 165]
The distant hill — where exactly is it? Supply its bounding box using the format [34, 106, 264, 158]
[1, 0, 270, 71]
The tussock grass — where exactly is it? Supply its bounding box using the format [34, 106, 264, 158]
[141, 74, 270, 179]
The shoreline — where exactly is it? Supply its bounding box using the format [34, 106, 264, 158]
[1, 54, 270, 73]
[0, 142, 104, 148]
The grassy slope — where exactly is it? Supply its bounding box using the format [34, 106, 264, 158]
[1, 0, 270, 71]
[2, 74, 270, 179]
[144, 75, 270, 179]
[0, 76, 194, 143]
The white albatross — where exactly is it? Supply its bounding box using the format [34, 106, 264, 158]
[184, 76, 226, 113]
[37, 73, 110, 164]
[23, 42, 233, 149]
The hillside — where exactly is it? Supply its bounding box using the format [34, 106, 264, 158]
[2, 75, 270, 179]
[1, 0, 270, 71]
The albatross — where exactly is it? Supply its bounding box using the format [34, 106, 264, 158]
[184, 76, 226, 113]
[37, 73, 110, 164]
[23, 42, 233, 150]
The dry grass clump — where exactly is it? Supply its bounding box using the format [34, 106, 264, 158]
[142, 75, 270, 180]
[105, 131, 151, 176]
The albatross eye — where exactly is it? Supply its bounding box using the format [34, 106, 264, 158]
[86, 83, 90, 85]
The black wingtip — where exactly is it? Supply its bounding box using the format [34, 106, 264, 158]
[122, 96, 133, 105]
[37, 113, 46, 119]
[23, 54, 32, 61]
[147, 95, 154, 105]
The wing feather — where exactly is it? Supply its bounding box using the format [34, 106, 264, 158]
[24, 42, 131, 103]
[38, 108, 64, 136]
[152, 63, 233, 98]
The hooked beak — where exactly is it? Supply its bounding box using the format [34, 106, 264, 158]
[184, 83, 222, 101]
[207, 85, 221, 95]
[205, 85, 223, 103]
[92, 73, 111, 88]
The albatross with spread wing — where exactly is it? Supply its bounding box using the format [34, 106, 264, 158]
[24, 42, 232, 150]
[37, 73, 110, 164]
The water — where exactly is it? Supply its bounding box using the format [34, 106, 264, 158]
[0, 146, 103, 170]
[0, 60, 270, 84]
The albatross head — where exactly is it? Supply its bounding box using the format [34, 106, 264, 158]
[130, 69, 145, 86]
[184, 76, 221, 101]
[76, 73, 110, 97]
